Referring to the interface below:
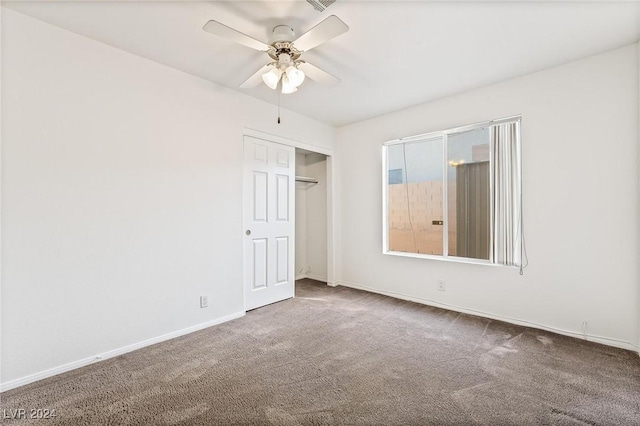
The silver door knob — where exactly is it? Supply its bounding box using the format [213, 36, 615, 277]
[245, 230, 251, 235]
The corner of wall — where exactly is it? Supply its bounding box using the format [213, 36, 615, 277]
[0, 3, 4, 384]
[637, 37, 640, 353]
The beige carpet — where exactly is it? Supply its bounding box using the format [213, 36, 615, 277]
[2, 279, 640, 425]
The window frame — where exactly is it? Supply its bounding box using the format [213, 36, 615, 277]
[382, 115, 522, 267]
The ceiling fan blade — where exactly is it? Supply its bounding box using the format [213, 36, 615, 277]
[203, 20, 269, 51]
[293, 15, 349, 52]
[239, 64, 272, 89]
[298, 62, 340, 86]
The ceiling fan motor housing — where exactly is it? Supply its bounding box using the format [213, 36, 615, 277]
[270, 25, 295, 43]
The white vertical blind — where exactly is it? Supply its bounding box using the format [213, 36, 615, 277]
[491, 120, 522, 266]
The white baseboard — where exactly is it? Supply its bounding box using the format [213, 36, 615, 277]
[296, 273, 328, 283]
[305, 273, 328, 283]
[0, 311, 245, 393]
[336, 280, 640, 354]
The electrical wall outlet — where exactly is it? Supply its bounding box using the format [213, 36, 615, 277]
[437, 280, 446, 291]
[200, 295, 209, 308]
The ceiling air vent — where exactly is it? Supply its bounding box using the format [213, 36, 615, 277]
[306, 0, 336, 12]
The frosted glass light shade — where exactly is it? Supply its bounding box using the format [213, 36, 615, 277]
[285, 66, 305, 87]
[262, 67, 282, 90]
[281, 74, 298, 94]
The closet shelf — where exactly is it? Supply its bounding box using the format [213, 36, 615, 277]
[295, 176, 319, 184]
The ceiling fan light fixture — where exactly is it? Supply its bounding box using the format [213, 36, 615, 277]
[262, 67, 282, 90]
[204, 15, 349, 94]
[285, 66, 305, 87]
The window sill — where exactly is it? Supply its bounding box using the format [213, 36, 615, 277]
[383, 250, 516, 268]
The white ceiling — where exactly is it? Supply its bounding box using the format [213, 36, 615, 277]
[4, 1, 640, 127]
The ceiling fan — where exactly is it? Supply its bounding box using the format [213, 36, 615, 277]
[203, 15, 349, 94]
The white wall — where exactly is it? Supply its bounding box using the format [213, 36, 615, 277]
[0, 9, 335, 388]
[0, 5, 4, 381]
[336, 44, 639, 351]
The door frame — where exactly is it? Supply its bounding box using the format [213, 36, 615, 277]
[243, 128, 336, 309]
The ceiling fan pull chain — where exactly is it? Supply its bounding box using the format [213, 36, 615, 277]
[277, 90, 281, 124]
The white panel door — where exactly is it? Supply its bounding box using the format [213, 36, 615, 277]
[243, 136, 295, 310]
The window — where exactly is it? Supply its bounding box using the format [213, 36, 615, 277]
[382, 116, 522, 266]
